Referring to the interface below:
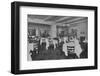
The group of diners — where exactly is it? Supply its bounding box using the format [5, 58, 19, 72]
[28, 35, 88, 60]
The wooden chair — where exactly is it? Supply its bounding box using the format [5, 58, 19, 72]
[67, 46, 75, 54]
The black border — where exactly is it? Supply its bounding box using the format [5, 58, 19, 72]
[11, 1, 98, 74]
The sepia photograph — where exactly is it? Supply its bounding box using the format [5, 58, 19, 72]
[27, 15, 88, 61]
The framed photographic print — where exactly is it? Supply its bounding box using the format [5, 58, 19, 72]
[11, 1, 98, 74]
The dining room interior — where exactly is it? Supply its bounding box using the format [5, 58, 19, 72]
[27, 14, 88, 61]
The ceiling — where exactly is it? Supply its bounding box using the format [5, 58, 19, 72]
[28, 15, 88, 25]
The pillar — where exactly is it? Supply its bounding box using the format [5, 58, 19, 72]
[50, 24, 57, 38]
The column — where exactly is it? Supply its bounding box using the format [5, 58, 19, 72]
[50, 24, 57, 38]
